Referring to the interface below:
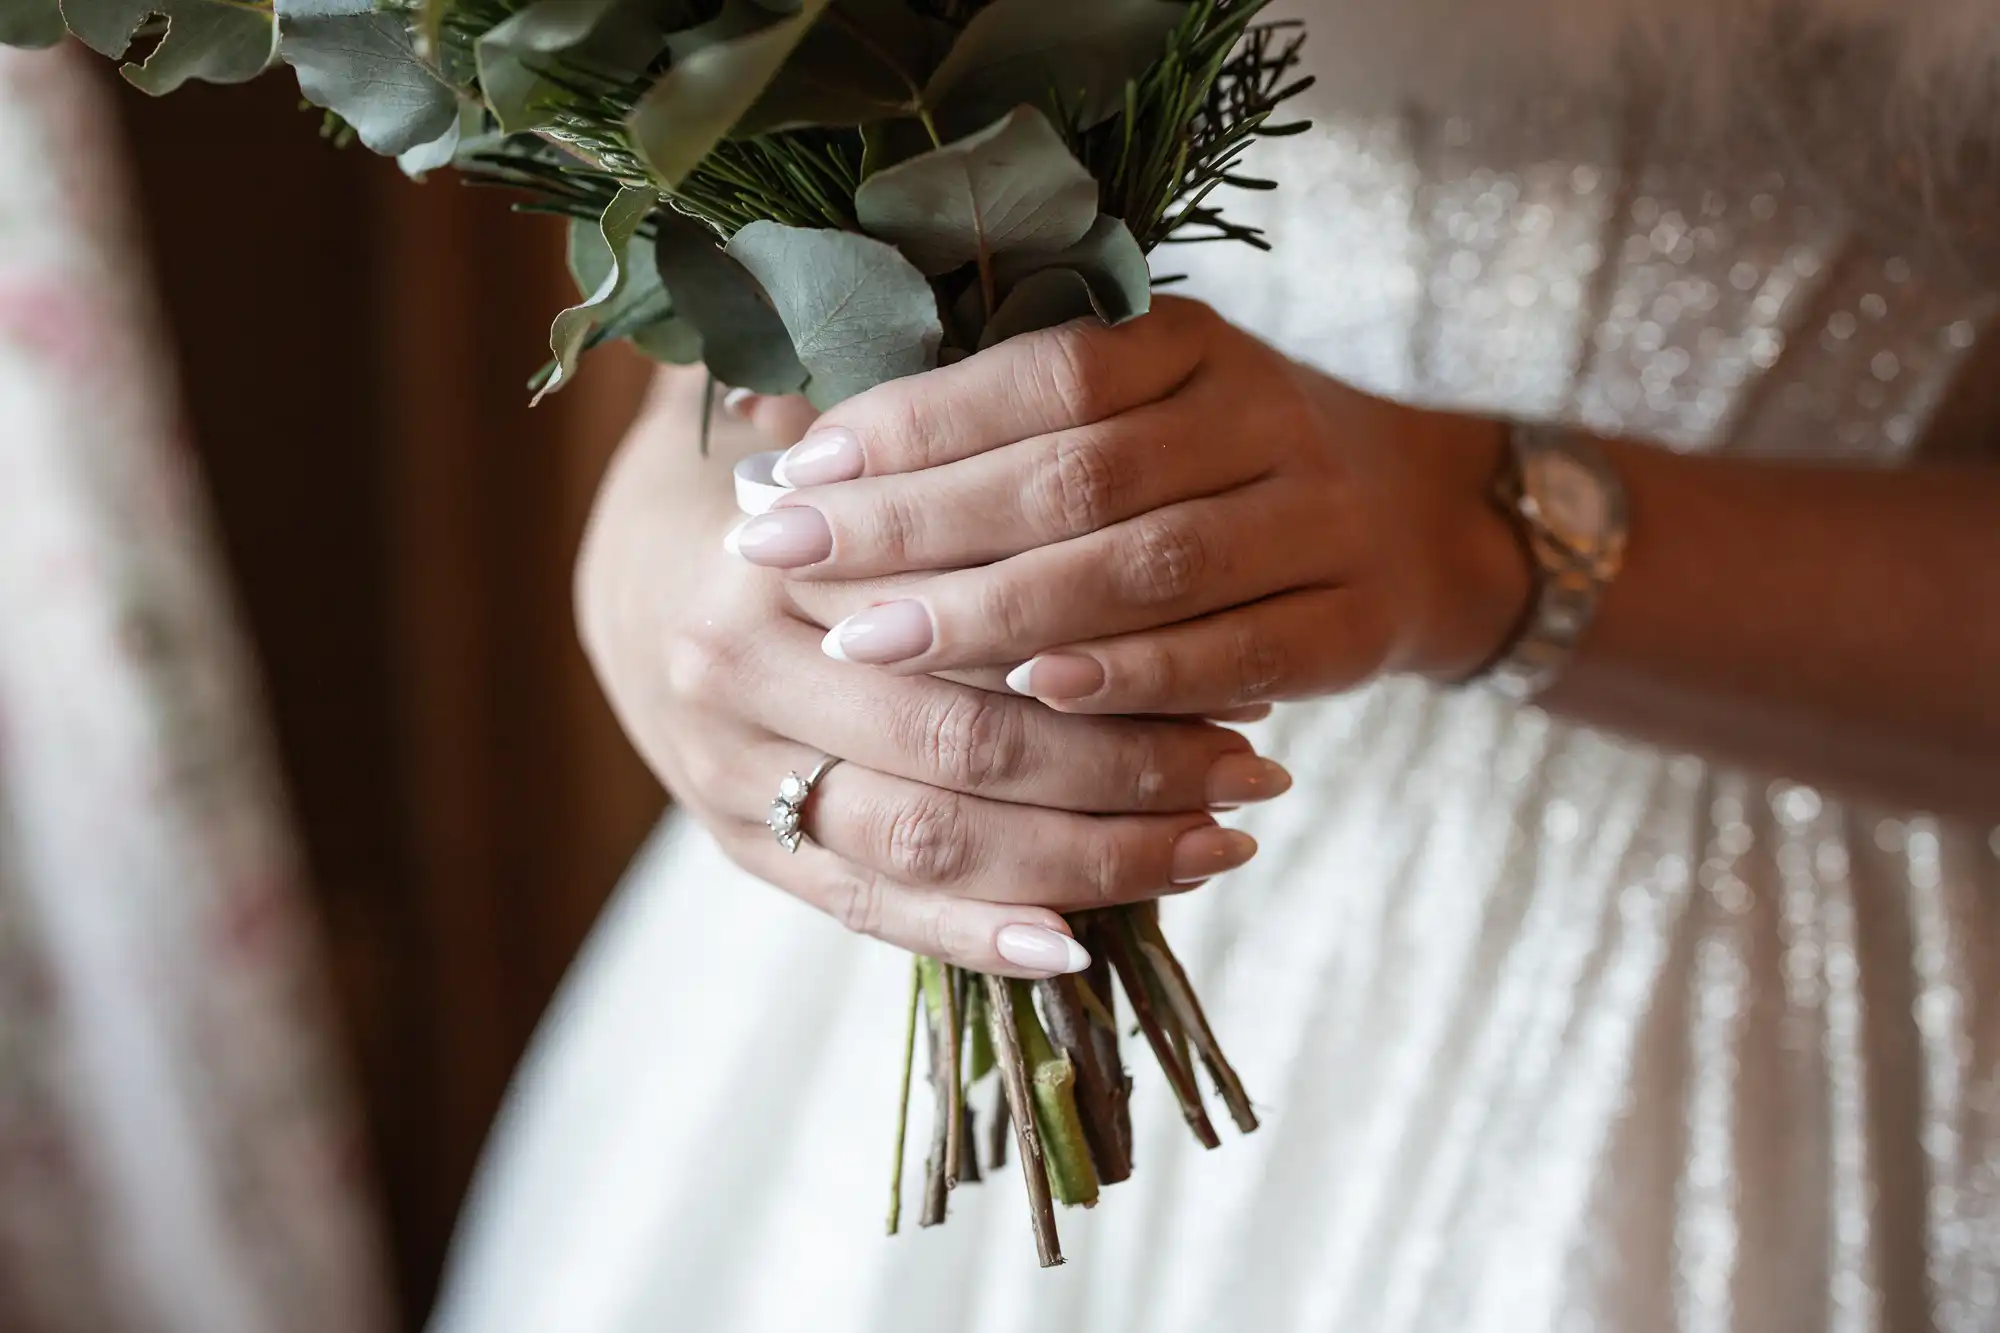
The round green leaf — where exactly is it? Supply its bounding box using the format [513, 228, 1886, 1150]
[994, 213, 1150, 323]
[278, 0, 456, 155]
[536, 186, 663, 403]
[65, 0, 277, 95]
[626, 0, 833, 189]
[853, 105, 1097, 277]
[476, 0, 679, 134]
[978, 267, 1096, 348]
[922, 0, 1187, 135]
[725, 220, 942, 407]
[654, 212, 811, 395]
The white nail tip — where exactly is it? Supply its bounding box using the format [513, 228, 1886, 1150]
[820, 622, 851, 661]
[1056, 934, 1091, 974]
[722, 387, 756, 415]
[771, 452, 802, 488]
[721, 520, 746, 557]
[1003, 660, 1037, 696]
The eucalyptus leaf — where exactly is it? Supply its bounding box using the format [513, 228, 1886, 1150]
[278, 0, 456, 155]
[630, 313, 704, 364]
[0, 0, 66, 49]
[994, 213, 1150, 323]
[63, 0, 277, 94]
[736, 0, 954, 132]
[979, 267, 1096, 348]
[626, 0, 832, 189]
[663, 0, 789, 58]
[924, 0, 1186, 134]
[853, 105, 1097, 277]
[654, 211, 809, 394]
[476, 0, 676, 134]
[536, 186, 661, 404]
[725, 220, 942, 407]
[397, 100, 483, 179]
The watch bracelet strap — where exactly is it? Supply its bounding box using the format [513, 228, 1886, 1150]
[1473, 421, 1620, 703]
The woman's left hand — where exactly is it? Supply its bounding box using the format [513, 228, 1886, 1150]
[725, 296, 1531, 715]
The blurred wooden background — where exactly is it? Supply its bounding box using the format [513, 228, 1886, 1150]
[104, 69, 665, 1326]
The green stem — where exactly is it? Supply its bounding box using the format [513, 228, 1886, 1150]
[1010, 982, 1101, 1208]
[887, 955, 922, 1235]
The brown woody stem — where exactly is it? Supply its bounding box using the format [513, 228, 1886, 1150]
[1036, 974, 1133, 1185]
[1131, 903, 1259, 1134]
[1102, 909, 1220, 1150]
[983, 974, 1064, 1267]
[942, 966, 965, 1186]
[1077, 926, 1134, 1170]
[987, 1081, 1011, 1172]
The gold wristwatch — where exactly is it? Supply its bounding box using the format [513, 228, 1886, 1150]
[1482, 422, 1628, 702]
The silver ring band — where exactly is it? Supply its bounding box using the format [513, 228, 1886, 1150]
[769, 755, 842, 853]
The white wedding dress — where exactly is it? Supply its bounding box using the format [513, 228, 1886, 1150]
[431, 3, 2000, 1329]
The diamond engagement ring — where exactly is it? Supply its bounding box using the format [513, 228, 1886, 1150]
[768, 755, 842, 853]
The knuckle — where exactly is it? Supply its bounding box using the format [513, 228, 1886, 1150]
[921, 691, 1026, 791]
[1038, 430, 1129, 538]
[869, 491, 923, 566]
[1076, 827, 1134, 907]
[830, 873, 890, 938]
[662, 618, 745, 701]
[1230, 625, 1286, 703]
[1119, 514, 1210, 607]
[925, 903, 983, 964]
[1121, 638, 1182, 705]
[870, 389, 955, 471]
[885, 791, 973, 884]
[1031, 321, 1114, 424]
[973, 574, 1042, 649]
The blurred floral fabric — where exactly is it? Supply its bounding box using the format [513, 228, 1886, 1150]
[0, 46, 393, 1333]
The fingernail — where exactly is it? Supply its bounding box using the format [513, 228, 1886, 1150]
[995, 924, 1091, 975]
[1204, 754, 1292, 809]
[723, 507, 832, 567]
[822, 599, 934, 664]
[1208, 704, 1274, 724]
[1003, 653, 1105, 701]
[774, 427, 863, 487]
[722, 387, 759, 418]
[1170, 827, 1258, 884]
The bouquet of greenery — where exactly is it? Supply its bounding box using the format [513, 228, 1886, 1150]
[7, 0, 1308, 1265]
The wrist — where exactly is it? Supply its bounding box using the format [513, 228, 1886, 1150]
[1399, 408, 1534, 682]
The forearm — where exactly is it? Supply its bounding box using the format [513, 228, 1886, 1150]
[1536, 443, 2000, 819]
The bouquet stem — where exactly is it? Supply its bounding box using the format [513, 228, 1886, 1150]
[890, 906, 1252, 1265]
[1098, 910, 1221, 1150]
[982, 973, 1065, 1267]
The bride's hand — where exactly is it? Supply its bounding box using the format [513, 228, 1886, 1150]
[726, 297, 1531, 715]
[578, 370, 1276, 978]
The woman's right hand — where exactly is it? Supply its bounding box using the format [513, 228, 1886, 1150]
[575, 369, 1284, 978]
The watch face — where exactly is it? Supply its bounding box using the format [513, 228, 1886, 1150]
[1525, 451, 1605, 556]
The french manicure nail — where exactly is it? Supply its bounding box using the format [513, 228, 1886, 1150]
[722, 387, 759, 418]
[1170, 827, 1258, 884]
[1204, 754, 1293, 809]
[1003, 653, 1106, 700]
[723, 507, 832, 567]
[773, 427, 863, 487]
[822, 599, 934, 664]
[995, 924, 1091, 975]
